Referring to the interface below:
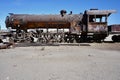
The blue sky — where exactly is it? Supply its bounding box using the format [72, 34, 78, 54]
[0, 0, 119, 29]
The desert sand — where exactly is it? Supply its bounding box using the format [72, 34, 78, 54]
[0, 43, 120, 80]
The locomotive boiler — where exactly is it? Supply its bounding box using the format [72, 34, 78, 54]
[5, 9, 116, 43]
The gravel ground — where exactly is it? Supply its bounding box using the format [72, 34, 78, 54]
[0, 43, 120, 80]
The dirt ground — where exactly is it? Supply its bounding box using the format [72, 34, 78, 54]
[0, 43, 120, 80]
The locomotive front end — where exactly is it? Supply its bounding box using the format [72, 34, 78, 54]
[5, 15, 11, 29]
[5, 13, 20, 29]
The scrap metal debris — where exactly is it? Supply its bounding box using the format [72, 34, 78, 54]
[0, 39, 15, 49]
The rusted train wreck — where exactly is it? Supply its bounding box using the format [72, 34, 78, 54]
[5, 9, 116, 43]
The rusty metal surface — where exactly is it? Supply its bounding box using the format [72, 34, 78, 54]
[109, 24, 120, 32]
[6, 14, 83, 29]
[10, 14, 82, 22]
[86, 10, 116, 15]
[25, 22, 70, 29]
[88, 23, 107, 32]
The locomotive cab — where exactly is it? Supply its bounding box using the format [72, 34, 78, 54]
[82, 9, 116, 41]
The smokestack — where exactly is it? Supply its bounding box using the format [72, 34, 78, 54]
[60, 10, 67, 17]
[69, 11, 72, 15]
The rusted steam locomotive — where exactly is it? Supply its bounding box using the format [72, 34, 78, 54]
[5, 9, 117, 43]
